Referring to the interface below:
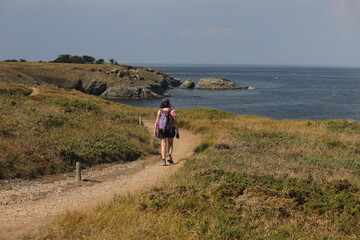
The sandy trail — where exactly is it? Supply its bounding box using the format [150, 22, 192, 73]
[29, 87, 40, 96]
[0, 120, 200, 240]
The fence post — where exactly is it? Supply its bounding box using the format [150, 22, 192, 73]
[139, 116, 143, 126]
[151, 139, 155, 148]
[76, 162, 82, 181]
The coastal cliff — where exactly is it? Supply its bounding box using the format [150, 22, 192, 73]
[0, 62, 180, 99]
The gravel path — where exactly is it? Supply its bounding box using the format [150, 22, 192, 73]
[0, 120, 200, 240]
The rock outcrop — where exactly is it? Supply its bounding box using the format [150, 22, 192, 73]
[179, 79, 195, 89]
[0, 62, 181, 99]
[195, 78, 248, 89]
[84, 80, 107, 96]
[101, 66, 181, 98]
[101, 84, 164, 99]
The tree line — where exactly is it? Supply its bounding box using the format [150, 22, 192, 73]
[4, 59, 27, 62]
[3, 54, 118, 65]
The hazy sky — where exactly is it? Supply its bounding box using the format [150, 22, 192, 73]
[0, 0, 359, 66]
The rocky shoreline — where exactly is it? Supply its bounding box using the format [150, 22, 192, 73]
[75, 66, 181, 99]
[0, 62, 248, 99]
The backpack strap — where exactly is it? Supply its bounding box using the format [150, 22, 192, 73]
[159, 108, 172, 115]
[168, 108, 173, 126]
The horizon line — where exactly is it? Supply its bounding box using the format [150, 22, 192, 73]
[124, 62, 360, 69]
[1, 60, 359, 69]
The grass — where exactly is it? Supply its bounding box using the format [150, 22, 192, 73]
[0, 61, 172, 90]
[34, 108, 360, 239]
[0, 82, 155, 179]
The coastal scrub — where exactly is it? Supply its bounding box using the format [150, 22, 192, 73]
[0, 83, 153, 179]
[36, 109, 360, 239]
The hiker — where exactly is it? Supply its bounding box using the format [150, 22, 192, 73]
[154, 99, 180, 166]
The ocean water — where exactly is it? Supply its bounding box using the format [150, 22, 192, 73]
[113, 65, 360, 121]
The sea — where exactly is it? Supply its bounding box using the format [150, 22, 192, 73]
[113, 65, 360, 122]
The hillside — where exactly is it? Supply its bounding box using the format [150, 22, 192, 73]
[0, 82, 156, 179]
[35, 109, 360, 239]
[1, 77, 359, 239]
[0, 62, 180, 99]
[0, 119, 200, 240]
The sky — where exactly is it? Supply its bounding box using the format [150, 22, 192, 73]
[0, 0, 359, 67]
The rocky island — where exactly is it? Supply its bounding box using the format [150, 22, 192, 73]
[179, 79, 195, 89]
[194, 78, 248, 89]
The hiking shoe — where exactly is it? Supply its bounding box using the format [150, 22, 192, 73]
[161, 159, 167, 166]
[167, 155, 174, 164]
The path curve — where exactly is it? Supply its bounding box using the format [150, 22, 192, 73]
[29, 87, 41, 96]
[0, 120, 200, 240]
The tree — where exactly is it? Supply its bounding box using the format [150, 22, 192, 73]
[82, 55, 95, 64]
[70, 55, 85, 64]
[19, 59, 27, 62]
[109, 59, 114, 64]
[95, 59, 105, 64]
[53, 54, 71, 63]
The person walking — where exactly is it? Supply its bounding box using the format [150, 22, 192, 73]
[154, 99, 180, 166]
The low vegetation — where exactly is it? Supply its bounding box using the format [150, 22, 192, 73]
[51, 54, 110, 64]
[0, 82, 154, 179]
[3, 54, 117, 64]
[35, 109, 360, 239]
[0, 61, 179, 99]
[0, 61, 122, 88]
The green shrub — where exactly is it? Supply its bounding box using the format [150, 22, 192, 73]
[0, 85, 32, 96]
[0, 86, 151, 179]
[194, 143, 210, 153]
[239, 130, 299, 149]
[35, 113, 69, 129]
[325, 120, 360, 134]
[44, 97, 100, 112]
[58, 132, 143, 170]
[326, 140, 347, 149]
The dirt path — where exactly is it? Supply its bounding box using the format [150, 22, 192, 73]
[29, 87, 41, 96]
[0, 120, 200, 240]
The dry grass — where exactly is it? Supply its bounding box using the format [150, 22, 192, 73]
[0, 62, 118, 89]
[34, 108, 360, 239]
[0, 83, 155, 179]
[0, 61, 168, 91]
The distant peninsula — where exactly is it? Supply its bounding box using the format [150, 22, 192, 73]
[0, 62, 249, 99]
[0, 62, 180, 99]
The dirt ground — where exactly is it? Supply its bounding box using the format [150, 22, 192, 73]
[0, 120, 200, 240]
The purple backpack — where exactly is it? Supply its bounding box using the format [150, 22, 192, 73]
[157, 109, 172, 131]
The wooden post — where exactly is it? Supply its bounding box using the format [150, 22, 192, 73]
[151, 139, 155, 148]
[76, 162, 82, 181]
[139, 116, 143, 126]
